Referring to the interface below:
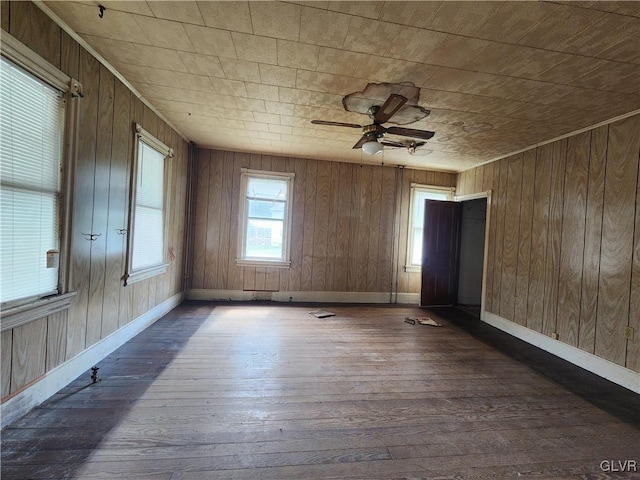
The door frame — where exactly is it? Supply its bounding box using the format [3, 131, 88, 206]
[454, 190, 492, 317]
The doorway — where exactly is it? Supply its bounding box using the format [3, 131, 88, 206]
[456, 198, 486, 317]
[420, 196, 488, 317]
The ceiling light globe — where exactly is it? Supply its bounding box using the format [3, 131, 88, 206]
[362, 140, 383, 155]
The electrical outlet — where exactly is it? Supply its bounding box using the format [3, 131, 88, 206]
[624, 327, 635, 340]
[551, 332, 559, 340]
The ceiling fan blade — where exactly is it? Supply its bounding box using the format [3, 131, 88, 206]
[386, 126, 435, 140]
[352, 135, 371, 149]
[380, 140, 406, 148]
[373, 94, 408, 124]
[311, 120, 362, 128]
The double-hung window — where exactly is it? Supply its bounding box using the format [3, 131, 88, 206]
[237, 169, 294, 267]
[124, 125, 172, 285]
[0, 34, 81, 313]
[406, 184, 454, 271]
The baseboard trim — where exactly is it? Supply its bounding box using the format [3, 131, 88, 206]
[481, 311, 640, 394]
[187, 289, 420, 305]
[1, 292, 184, 429]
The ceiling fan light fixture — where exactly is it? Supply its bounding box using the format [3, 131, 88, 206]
[362, 139, 383, 155]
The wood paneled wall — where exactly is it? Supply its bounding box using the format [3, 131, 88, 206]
[457, 114, 640, 372]
[1, 2, 189, 400]
[191, 149, 456, 295]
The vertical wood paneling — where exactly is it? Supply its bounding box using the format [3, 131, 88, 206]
[526, 144, 553, 333]
[542, 139, 567, 337]
[86, 64, 114, 347]
[102, 79, 130, 338]
[482, 162, 495, 311]
[217, 151, 234, 289]
[367, 166, 383, 291]
[11, 319, 47, 394]
[287, 157, 305, 292]
[579, 126, 608, 353]
[301, 160, 317, 291]
[334, 162, 353, 291]
[8, 0, 60, 69]
[204, 151, 223, 289]
[627, 150, 640, 372]
[355, 165, 373, 292]
[191, 150, 210, 289]
[60, 32, 79, 80]
[474, 165, 485, 193]
[1, 1, 9, 32]
[596, 115, 640, 366]
[66, 47, 99, 360]
[499, 155, 523, 321]
[514, 150, 535, 325]
[325, 161, 339, 290]
[312, 160, 331, 291]
[377, 166, 396, 293]
[1, 331, 12, 398]
[226, 153, 250, 290]
[46, 311, 67, 371]
[490, 159, 507, 315]
[556, 132, 590, 346]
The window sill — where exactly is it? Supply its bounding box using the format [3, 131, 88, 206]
[404, 265, 421, 273]
[236, 259, 291, 268]
[0, 291, 77, 332]
[124, 263, 169, 286]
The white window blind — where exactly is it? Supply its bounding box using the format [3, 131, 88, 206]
[0, 56, 64, 305]
[131, 141, 165, 271]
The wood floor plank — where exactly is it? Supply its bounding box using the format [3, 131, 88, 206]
[2, 303, 639, 480]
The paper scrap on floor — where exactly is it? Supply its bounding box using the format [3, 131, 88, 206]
[406, 316, 442, 327]
[309, 309, 336, 318]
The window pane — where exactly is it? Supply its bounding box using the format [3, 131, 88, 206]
[245, 218, 284, 259]
[132, 206, 164, 270]
[0, 57, 63, 304]
[247, 199, 285, 220]
[409, 188, 450, 267]
[411, 228, 423, 266]
[136, 143, 164, 208]
[247, 177, 288, 200]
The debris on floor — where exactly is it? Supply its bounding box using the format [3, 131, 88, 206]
[405, 316, 442, 327]
[309, 309, 336, 318]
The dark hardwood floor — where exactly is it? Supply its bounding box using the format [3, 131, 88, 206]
[2, 302, 639, 479]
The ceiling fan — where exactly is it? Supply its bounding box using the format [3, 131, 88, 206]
[311, 93, 435, 155]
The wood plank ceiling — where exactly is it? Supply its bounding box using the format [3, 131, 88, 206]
[42, 1, 640, 171]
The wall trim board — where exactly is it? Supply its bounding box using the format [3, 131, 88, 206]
[1, 293, 184, 429]
[481, 311, 640, 394]
[188, 289, 420, 305]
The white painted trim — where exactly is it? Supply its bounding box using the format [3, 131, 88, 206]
[1, 293, 183, 429]
[188, 289, 420, 305]
[454, 190, 492, 202]
[481, 311, 640, 394]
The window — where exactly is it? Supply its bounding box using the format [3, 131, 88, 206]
[237, 169, 294, 267]
[406, 184, 454, 271]
[0, 55, 65, 307]
[124, 124, 173, 285]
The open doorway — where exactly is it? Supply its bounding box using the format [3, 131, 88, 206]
[456, 198, 487, 318]
[419, 195, 488, 317]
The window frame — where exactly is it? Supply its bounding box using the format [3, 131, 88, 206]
[405, 183, 455, 272]
[236, 168, 294, 268]
[123, 124, 173, 286]
[0, 33, 82, 330]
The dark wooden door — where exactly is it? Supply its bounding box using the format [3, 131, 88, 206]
[420, 200, 462, 306]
